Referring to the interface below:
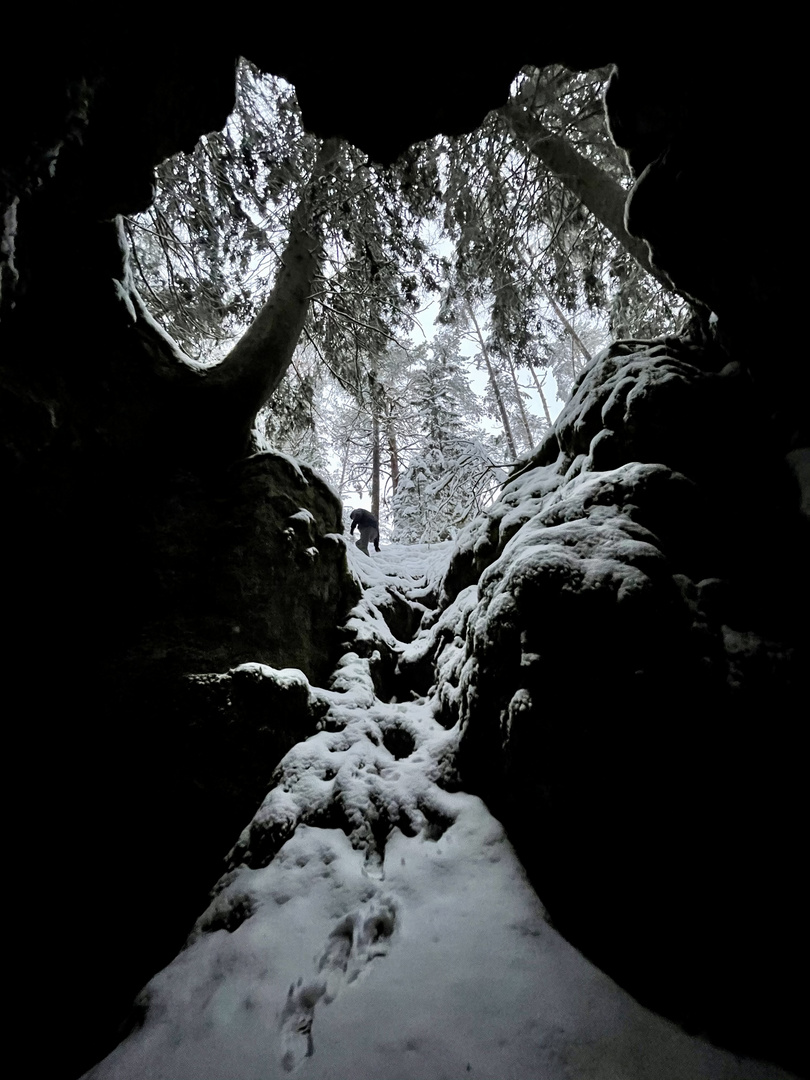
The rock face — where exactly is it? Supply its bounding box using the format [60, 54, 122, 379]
[2, 30, 806, 1080]
[408, 335, 806, 1071]
[133, 451, 356, 682]
[1, 46, 363, 1080]
[3, 436, 358, 1080]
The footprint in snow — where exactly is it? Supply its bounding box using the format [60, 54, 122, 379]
[279, 897, 398, 1072]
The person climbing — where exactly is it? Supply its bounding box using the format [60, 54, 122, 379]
[349, 507, 380, 556]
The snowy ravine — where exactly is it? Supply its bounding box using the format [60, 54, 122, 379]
[83, 541, 798, 1080]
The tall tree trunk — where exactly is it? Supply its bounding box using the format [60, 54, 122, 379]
[338, 439, 352, 496]
[538, 280, 593, 364]
[208, 137, 342, 444]
[371, 411, 381, 521]
[501, 99, 674, 293]
[514, 241, 592, 379]
[528, 362, 554, 426]
[368, 362, 382, 521]
[464, 300, 518, 459]
[388, 422, 400, 496]
[504, 351, 534, 450]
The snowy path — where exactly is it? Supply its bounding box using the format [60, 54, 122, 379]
[83, 543, 799, 1080]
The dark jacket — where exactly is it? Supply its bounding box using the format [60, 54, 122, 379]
[350, 508, 379, 532]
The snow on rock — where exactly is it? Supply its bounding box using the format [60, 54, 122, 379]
[338, 540, 456, 697]
[80, 338, 805, 1079]
[81, 651, 797, 1080]
[82, 517, 800, 1080]
[178, 662, 321, 822]
[407, 335, 806, 1072]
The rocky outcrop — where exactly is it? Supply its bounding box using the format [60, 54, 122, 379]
[133, 451, 356, 681]
[406, 335, 807, 1072]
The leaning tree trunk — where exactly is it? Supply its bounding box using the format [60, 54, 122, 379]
[527, 361, 554, 426]
[513, 240, 594, 371]
[205, 136, 343, 451]
[464, 300, 518, 460]
[504, 350, 534, 450]
[502, 98, 674, 294]
[538, 280, 593, 365]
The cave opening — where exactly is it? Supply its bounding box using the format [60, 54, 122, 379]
[2, 35, 806, 1080]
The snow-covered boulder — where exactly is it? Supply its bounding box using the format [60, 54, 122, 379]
[422, 336, 806, 1068]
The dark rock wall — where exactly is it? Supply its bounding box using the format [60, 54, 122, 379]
[414, 335, 806, 1072]
[2, 31, 806, 1080]
[604, 54, 807, 457]
[2, 48, 359, 1080]
[131, 452, 355, 681]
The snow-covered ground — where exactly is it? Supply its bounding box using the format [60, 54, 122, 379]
[83, 541, 800, 1080]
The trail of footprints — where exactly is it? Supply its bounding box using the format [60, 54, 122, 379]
[274, 709, 453, 1071]
[279, 897, 398, 1072]
[274, 555, 448, 1071]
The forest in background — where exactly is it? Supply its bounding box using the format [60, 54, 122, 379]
[126, 59, 690, 542]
